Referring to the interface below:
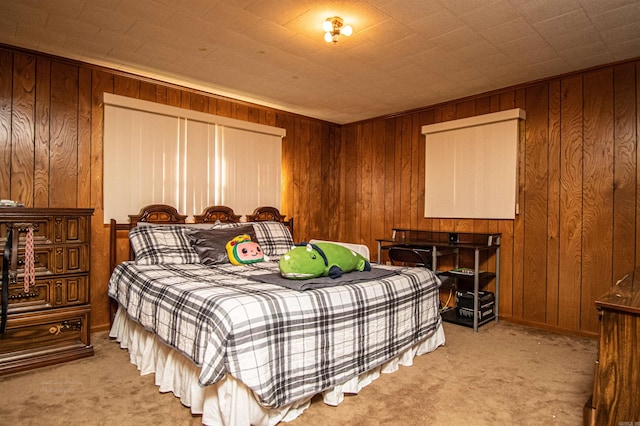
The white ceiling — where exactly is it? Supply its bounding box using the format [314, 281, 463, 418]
[1, 0, 639, 124]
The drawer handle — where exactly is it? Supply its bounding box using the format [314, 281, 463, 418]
[48, 319, 82, 335]
[8, 287, 40, 300]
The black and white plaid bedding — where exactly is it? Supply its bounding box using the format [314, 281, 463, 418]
[108, 261, 442, 408]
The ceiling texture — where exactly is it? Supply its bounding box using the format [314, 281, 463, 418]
[1, 0, 639, 124]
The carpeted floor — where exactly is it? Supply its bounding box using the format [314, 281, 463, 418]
[0, 320, 596, 426]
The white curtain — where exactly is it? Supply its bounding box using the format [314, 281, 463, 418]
[103, 94, 284, 223]
[216, 126, 282, 216]
[422, 109, 524, 220]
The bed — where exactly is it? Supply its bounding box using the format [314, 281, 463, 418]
[108, 204, 445, 425]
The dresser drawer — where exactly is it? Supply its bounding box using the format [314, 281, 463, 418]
[6, 275, 89, 312]
[0, 213, 90, 245]
[1, 244, 89, 276]
[0, 306, 92, 374]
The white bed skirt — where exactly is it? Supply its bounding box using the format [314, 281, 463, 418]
[109, 305, 445, 426]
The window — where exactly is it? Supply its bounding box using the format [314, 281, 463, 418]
[103, 94, 285, 223]
[422, 109, 525, 220]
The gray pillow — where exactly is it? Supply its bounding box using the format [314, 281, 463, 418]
[188, 225, 257, 265]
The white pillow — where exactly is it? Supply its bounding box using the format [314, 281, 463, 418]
[129, 225, 200, 264]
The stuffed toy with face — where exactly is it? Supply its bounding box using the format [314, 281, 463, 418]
[225, 234, 266, 265]
[279, 242, 371, 280]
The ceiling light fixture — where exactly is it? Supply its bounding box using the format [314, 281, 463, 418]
[323, 16, 352, 43]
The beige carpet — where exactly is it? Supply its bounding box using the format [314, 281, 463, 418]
[0, 321, 596, 426]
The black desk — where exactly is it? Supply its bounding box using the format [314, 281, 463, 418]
[377, 229, 501, 332]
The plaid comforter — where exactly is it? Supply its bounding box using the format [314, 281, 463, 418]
[108, 261, 442, 408]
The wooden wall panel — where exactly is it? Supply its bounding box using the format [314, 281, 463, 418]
[523, 84, 549, 323]
[34, 58, 51, 207]
[637, 63, 640, 269]
[392, 118, 403, 231]
[296, 118, 311, 239]
[344, 125, 358, 243]
[399, 115, 413, 229]
[113, 75, 139, 98]
[612, 63, 637, 278]
[10, 53, 35, 206]
[49, 62, 78, 207]
[139, 81, 156, 102]
[78, 67, 92, 208]
[359, 122, 372, 246]
[371, 120, 386, 249]
[558, 75, 584, 331]
[308, 120, 323, 239]
[89, 69, 114, 329]
[581, 69, 614, 332]
[276, 113, 292, 219]
[546, 80, 562, 325]
[409, 114, 421, 230]
[0, 49, 12, 200]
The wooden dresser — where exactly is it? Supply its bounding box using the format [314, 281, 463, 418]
[584, 269, 640, 425]
[0, 208, 94, 375]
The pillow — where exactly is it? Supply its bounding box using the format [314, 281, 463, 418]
[129, 225, 200, 264]
[188, 225, 257, 266]
[212, 220, 294, 257]
[251, 221, 294, 257]
[225, 234, 265, 265]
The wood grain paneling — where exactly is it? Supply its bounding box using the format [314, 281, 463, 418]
[371, 120, 386, 247]
[34, 57, 51, 207]
[78, 67, 92, 208]
[547, 80, 562, 325]
[558, 75, 584, 331]
[582, 69, 614, 332]
[89, 69, 113, 329]
[50, 61, 79, 207]
[383, 119, 396, 240]
[512, 89, 527, 320]
[296, 118, 311, 239]
[11, 53, 36, 206]
[612, 63, 637, 279]
[0, 49, 12, 200]
[523, 84, 549, 323]
[2, 43, 639, 336]
[637, 62, 640, 269]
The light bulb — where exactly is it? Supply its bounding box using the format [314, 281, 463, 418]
[324, 32, 334, 43]
[322, 20, 333, 32]
[342, 25, 353, 37]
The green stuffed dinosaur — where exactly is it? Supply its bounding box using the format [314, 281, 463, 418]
[279, 242, 371, 280]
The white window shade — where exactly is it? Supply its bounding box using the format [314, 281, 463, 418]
[422, 109, 525, 220]
[216, 126, 282, 216]
[103, 93, 285, 223]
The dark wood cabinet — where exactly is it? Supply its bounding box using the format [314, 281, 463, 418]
[584, 269, 640, 425]
[0, 208, 94, 375]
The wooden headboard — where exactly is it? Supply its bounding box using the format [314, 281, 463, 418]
[246, 206, 294, 237]
[109, 204, 292, 273]
[193, 205, 242, 224]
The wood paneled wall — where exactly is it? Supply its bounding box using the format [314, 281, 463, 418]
[0, 45, 338, 332]
[1, 44, 638, 336]
[334, 61, 640, 336]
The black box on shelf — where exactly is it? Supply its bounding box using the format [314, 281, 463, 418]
[455, 290, 495, 320]
[457, 305, 495, 321]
